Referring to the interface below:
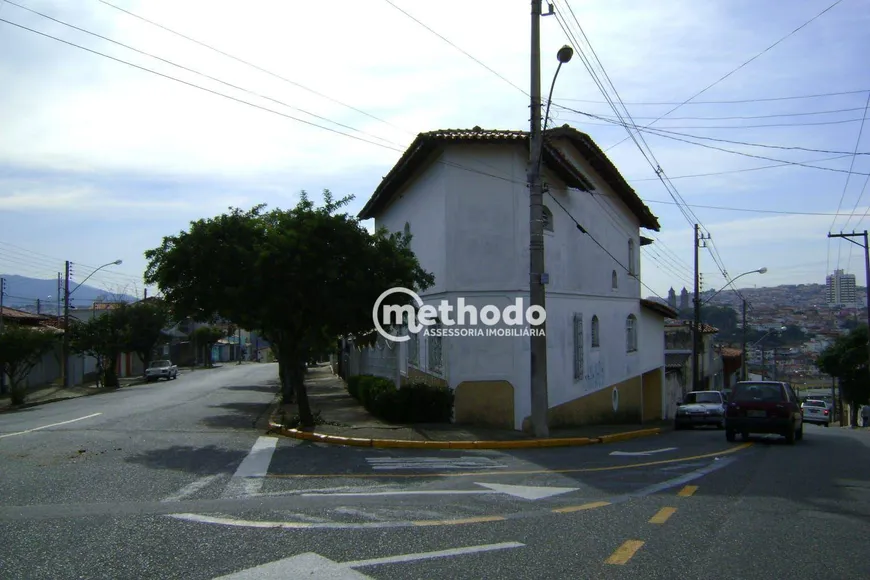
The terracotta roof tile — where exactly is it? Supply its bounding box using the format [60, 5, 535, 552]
[358, 125, 659, 230]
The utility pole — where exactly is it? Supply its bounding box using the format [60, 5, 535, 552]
[773, 347, 778, 381]
[692, 224, 710, 391]
[527, 0, 549, 437]
[56, 272, 62, 320]
[62, 260, 71, 388]
[760, 345, 766, 380]
[144, 288, 148, 301]
[36, 298, 41, 315]
[0, 277, 6, 395]
[828, 231, 870, 421]
[741, 299, 748, 380]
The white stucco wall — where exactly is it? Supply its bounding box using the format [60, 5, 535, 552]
[372, 142, 665, 429]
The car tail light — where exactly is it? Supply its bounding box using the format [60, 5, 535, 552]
[824, 409, 829, 415]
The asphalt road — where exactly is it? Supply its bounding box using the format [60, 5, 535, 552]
[2, 364, 870, 579]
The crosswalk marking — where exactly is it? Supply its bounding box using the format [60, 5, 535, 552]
[366, 456, 507, 471]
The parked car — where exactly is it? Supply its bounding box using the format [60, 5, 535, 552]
[725, 380, 803, 444]
[145, 360, 178, 382]
[801, 399, 831, 427]
[674, 390, 726, 430]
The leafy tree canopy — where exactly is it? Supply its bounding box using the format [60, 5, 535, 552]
[143, 190, 434, 425]
[0, 324, 61, 404]
[817, 325, 870, 407]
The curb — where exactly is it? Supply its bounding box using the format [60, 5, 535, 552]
[268, 422, 662, 450]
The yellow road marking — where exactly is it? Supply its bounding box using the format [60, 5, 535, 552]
[552, 501, 611, 513]
[412, 515, 506, 526]
[264, 442, 753, 479]
[648, 507, 676, 524]
[605, 540, 644, 565]
[677, 485, 698, 497]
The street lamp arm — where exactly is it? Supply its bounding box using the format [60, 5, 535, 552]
[702, 268, 767, 305]
[70, 260, 122, 297]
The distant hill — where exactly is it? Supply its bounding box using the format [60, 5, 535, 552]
[0, 274, 137, 312]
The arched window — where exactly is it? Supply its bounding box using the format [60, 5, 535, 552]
[542, 206, 554, 232]
[612, 270, 618, 290]
[591, 315, 600, 348]
[626, 314, 638, 353]
[628, 239, 635, 274]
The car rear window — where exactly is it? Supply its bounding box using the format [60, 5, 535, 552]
[684, 392, 722, 404]
[732, 383, 783, 402]
[804, 400, 826, 407]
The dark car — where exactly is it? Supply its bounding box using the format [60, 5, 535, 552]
[674, 390, 726, 430]
[725, 380, 803, 444]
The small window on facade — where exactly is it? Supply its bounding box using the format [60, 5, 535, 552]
[542, 206, 554, 232]
[626, 314, 638, 353]
[428, 321, 443, 374]
[612, 270, 618, 290]
[573, 314, 584, 380]
[628, 239, 635, 275]
[591, 315, 600, 348]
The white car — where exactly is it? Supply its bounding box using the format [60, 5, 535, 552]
[145, 360, 178, 382]
[801, 399, 831, 427]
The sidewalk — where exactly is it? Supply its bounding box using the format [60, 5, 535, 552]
[269, 365, 669, 449]
[0, 376, 146, 413]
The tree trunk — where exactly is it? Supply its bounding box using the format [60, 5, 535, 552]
[277, 341, 313, 427]
[104, 355, 120, 388]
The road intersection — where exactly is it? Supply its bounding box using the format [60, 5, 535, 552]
[2, 364, 870, 579]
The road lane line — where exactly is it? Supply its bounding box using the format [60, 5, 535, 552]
[342, 541, 524, 568]
[0, 413, 102, 439]
[605, 540, 644, 565]
[649, 507, 677, 524]
[162, 475, 222, 502]
[221, 436, 278, 499]
[552, 501, 611, 513]
[677, 485, 698, 497]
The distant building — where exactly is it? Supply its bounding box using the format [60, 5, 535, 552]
[667, 287, 677, 310]
[826, 269, 857, 306]
[679, 287, 689, 310]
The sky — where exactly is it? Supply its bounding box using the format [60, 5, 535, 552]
[1, 0, 869, 304]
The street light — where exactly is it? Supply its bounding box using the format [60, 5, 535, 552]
[695, 267, 767, 387]
[528, 34, 573, 437]
[62, 259, 123, 387]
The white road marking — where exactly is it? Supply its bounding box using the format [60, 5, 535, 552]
[0, 413, 102, 439]
[162, 475, 222, 502]
[631, 456, 737, 497]
[609, 447, 677, 457]
[212, 542, 525, 578]
[366, 456, 507, 470]
[221, 436, 278, 499]
[300, 482, 577, 500]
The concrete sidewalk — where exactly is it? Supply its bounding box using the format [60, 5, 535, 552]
[268, 365, 669, 449]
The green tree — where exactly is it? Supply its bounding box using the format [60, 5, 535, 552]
[817, 325, 870, 425]
[0, 325, 61, 405]
[191, 325, 226, 367]
[144, 190, 433, 426]
[125, 299, 172, 375]
[69, 308, 130, 388]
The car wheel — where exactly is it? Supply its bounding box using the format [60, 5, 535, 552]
[742, 431, 750, 441]
[717, 420, 725, 430]
[796, 423, 803, 441]
[785, 425, 796, 445]
[725, 429, 736, 442]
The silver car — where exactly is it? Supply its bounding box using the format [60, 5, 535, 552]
[675, 390, 726, 430]
[801, 399, 831, 427]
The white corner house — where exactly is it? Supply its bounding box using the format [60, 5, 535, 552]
[357, 125, 677, 431]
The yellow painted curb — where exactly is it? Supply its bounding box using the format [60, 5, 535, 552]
[270, 423, 663, 450]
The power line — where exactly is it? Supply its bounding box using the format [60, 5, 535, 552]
[95, 0, 409, 136]
[836, 92, 870, 232]
[381, 0, 527, 96]
[640, 199, 856, 216]
[573, 106, 867, 121]
[544, 191, 666, 301]
[604, 0, 847, 152]
[627, 154, 853, 182]
[578, 116, 867, 130]
[557, 104, 870, 156]
[558, 88, 870, 105]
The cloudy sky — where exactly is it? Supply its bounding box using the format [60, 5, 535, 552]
[0, 0, 868, 304]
